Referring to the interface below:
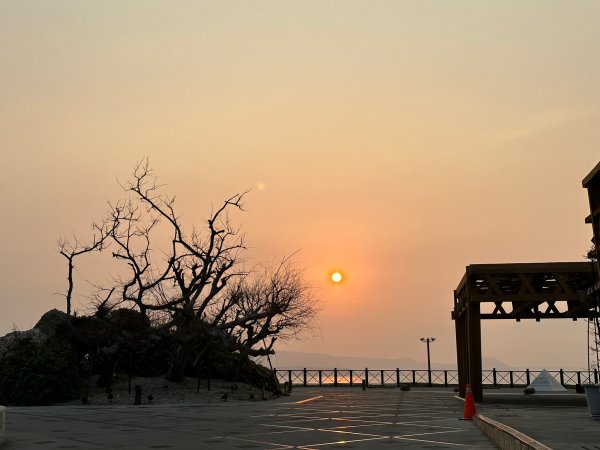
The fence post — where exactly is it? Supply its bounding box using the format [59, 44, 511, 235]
[303, 368, 307, 387]
[412, 370, 416, 386]
[288, 370, 292, 388]
[396, 368, 400, 387]
[509, 371, 514, 388]
[493, 368, 497, 387]
[560, 369, 565, 386]
[526, 369, 530, 386]
[365, 368, 369, 387]
[577, 371, 582, 387]
[319, 370, 322, 387]
[444, 370, 448, 387]
[350, 370, 353, 387]
[273, 368, 277, 385]
[381, 370, 384, 386]
[334, 368, 338, 387]
[595, 369, 599, 384]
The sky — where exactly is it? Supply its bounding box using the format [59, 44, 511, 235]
[1, 1, 599, 370]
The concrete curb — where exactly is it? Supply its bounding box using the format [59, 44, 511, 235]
[0, 405, 5, 446]
[473, 413, 552, 450]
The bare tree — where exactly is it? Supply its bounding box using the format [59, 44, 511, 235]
[222, 258, 317, 357]
[59, 159, 318, 381]
[57, 220, 114, 317]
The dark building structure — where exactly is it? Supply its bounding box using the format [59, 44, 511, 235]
[452, 162, 600, 401]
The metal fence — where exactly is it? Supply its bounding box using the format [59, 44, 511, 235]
[274, 368, 600, 388]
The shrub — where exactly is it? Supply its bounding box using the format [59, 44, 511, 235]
[0, 336, 80, 405]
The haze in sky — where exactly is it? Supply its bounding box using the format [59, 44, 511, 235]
[1, 1, 599, 369]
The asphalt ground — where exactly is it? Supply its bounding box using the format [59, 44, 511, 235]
[2, 388, 497, 449]
[478, 389, 600, 450]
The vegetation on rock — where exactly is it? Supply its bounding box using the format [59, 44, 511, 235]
[0, 161, 317, 405]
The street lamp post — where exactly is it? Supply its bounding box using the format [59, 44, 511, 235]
[420, 337, 436, 386]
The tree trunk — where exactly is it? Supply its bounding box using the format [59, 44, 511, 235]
[167, 344, 194, 382]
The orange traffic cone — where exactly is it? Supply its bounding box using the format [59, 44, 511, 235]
[462, 383, 476, 420]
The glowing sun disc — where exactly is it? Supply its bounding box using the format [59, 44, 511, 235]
[331, 272, 343, 283]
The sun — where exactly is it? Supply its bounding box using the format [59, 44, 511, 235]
[331, 272, 343, 283]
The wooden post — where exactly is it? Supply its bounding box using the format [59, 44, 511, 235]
[365, 368, 369, 387]
[134, 385, 142, 405]
[318, 370, 322, 387]
[350, 370, 353, 387]
[467, 300, 483, 402]
[303, 368, 307, 386]
[334, 368, 338, 387]
[396, 368, 400, 387]
[208, 365, 211, 391]
[455, 308, 468, 398]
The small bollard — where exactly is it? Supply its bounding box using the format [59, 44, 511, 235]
[134, 385, 142, 405]
[361, 380, 366, 391]
[0, 405, 6, 446]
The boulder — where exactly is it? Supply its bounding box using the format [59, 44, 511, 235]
[34, 309, 71, 337]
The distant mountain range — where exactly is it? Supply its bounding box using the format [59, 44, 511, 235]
[271, 351, 515, 370]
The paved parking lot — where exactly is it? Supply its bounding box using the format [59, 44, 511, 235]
[479, 391, 600, 450]
[3, 388, 496, 449]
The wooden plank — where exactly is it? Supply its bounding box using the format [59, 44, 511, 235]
[582, 160, 600, 187]
[466, 262, 594, 275]
[470, 293, 584, 303]
[481, 312, 600, 319]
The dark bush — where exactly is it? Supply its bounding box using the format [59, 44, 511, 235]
[0, 336, 80, 405]
[187, 347, 277, 392]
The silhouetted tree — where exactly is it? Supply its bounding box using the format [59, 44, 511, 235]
[58, 220, 115, 317]
[59, 159, 317, 381]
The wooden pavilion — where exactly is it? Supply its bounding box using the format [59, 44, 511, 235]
[452, 162, 600, 401]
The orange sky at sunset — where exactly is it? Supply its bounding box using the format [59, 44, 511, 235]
[1, 1, 600, 369]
